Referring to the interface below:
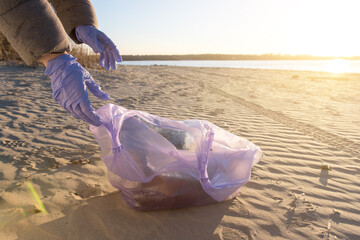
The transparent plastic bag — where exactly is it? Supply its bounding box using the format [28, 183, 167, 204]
[90, 104, 262, 210]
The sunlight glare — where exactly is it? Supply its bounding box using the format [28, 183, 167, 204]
[326, 59, 350, 74]
[26, 182, 48, 214]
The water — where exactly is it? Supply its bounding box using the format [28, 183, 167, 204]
[121, 60, 360, 74]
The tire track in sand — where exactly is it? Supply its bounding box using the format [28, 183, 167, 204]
[207, 86, 360, 160]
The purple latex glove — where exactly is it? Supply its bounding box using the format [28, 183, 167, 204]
[44, 54, 109, 126]
[75, 25, 122, 70]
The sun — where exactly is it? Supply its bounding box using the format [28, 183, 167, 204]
[326, 59, 350, 74]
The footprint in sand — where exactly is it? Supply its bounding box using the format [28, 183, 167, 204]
[0, 140, 29, 148]
[63, 125, 78, 130]
[209, 108, 225, 116]
[117, 96, 138, 108]
[68, 183, 102, 200]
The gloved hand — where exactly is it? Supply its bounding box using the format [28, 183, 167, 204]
[44, 54, 109, 126]
[75, 25, 122, 70]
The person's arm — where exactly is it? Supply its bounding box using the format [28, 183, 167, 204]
[39, 52, 66, 67]
[0, 0, 109, 126]
[42, 0, 111, 125]
[49, 0, 122, 70]
[49, 0, 98, 44]
[0, 0, 70, 66]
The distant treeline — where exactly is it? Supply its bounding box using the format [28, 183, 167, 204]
[122, 54, 360, 61]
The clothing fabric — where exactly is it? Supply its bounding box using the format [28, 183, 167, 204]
[0, 0, 97, 65]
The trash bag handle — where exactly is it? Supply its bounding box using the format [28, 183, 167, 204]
[198, 122, 215, 184]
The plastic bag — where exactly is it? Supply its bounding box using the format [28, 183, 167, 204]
[90, 104, 262, 210]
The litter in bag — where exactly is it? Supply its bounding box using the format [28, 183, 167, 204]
[90, 104, 262, 211]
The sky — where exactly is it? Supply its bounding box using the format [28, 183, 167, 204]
[91, 0, 360, 56]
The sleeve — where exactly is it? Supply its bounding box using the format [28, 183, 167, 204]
[0, 0, 70, 66]
[49, 0, 98, 44]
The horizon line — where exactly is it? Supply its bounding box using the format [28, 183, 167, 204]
[121, 53, 360, 60]
[122, 53, 360, 57]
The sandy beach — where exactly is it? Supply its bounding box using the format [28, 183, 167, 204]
[0, 62, 359, 239]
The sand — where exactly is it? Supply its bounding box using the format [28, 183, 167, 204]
[0, 62, 359, 239]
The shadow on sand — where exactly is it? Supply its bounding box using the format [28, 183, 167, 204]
[14, 192, 233, 240]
